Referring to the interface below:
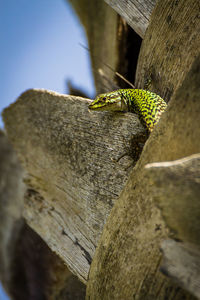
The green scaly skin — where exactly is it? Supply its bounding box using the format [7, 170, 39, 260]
[89, 89, 167, 132]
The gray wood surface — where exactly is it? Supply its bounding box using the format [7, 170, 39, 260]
[147, 154, 200, 299]
[86, 53, 200, 299]
[0, 131, 24, 292]
[0, 133, 86, 299]
[135, 0, 200, 100]
[104, 0, 157, 38]
[161, 240, 200, 300]
[2, 0, 200, 297]
[3, 89, 147, 283]
[145, 154, 200, 246]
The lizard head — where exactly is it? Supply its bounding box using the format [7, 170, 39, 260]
[89, 91, 128, 112]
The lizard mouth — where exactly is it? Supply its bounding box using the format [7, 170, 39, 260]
[88, 102, 108, 110]
[89, 100, 127, 112]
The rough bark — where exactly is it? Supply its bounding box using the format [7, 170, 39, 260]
[86, 54, 200, 299]
[104, 0, 157, 38]
[2, 90, 147, 284]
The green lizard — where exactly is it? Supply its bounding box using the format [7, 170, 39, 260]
[89, 89, 167, 132]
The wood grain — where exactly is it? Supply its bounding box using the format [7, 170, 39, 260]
[161, 240, 200, 299]
[3, 89, 147, 283]
[104, 0, 157, 38]
[86, 53, 200, 300]
[135, 0, 200, 101]
[145, 154, 200, 246]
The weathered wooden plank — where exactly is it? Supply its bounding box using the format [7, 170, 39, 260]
[161, 240, 200, 300]
[86, 54, 200, 299]
[0, 131, 25, 293]
[0, 130, 86, 300]
[135, 0, 200, 100]
[3, 89, 147, 283]
[143, 154, 200, 297]
[104, 0, 157, 38]
[145, 154, 200, 246]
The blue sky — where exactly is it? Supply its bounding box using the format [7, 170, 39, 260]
[0, 0, 95, 298]
[0, 283, 9, 300]
[0, 0, 95, 128]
